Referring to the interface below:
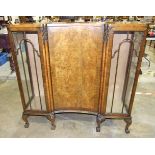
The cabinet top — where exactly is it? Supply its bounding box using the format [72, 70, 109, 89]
[7, 22, 148, 32]
[109, 22, 148, 31]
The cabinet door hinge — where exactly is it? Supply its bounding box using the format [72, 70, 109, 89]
[103, 24, 112, 42]
[41, 24, 48, 42]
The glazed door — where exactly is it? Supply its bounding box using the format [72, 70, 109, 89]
[8, 26, 50, 113]
[104, 24, 147, 116]
[47, 24, 105, 112]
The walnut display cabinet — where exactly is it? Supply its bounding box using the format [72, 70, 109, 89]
[7, 22, 148, 133]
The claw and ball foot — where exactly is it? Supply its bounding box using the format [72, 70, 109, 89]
[24, 123, 29, 128]
[124, 118, 132, 134]
[96, 127, 100, 132]
[51, 124, 56, 130]
[96, 114, 106, 132]
[46, 113, 56, 130]
[22, 114, 29, 128]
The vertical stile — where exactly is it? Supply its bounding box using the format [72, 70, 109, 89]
[101, 27, 114, 114]
[37, 26, 51, 112]
[45, 25, 55, 112]
[98, 24, 107, 114]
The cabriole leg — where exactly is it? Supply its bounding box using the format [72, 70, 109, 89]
[46, 113, 56, 130]
[124, 117, 132, 134]
[22, 113, 29, 128]
[96, 114, 106, 132]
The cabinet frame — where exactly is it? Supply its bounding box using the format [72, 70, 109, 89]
[7, 23, 148, 133]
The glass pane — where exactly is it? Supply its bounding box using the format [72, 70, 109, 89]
[106, 31, 143, 114]
[12, 32, 46, 111]
[123, 32, 143, 113]
[12, 32, 32, 104]
[25, 33, 46, 111]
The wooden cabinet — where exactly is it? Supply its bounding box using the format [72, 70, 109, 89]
[7, 22, 147, 133]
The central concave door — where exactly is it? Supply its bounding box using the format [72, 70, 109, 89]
[47, 23, 104, 112]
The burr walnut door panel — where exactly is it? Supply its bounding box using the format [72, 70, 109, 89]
[47, 24, 104, 112]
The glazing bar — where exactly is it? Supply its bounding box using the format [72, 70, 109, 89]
[32, 41, 43, 110]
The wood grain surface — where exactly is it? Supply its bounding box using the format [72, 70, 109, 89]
[48, 24, 104, 112]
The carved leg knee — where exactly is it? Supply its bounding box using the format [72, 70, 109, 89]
[124, 118, 132, 134]
[22, 114, 29, 128]
[46, 113, 56, 130]
[96, 114, 106, 132]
